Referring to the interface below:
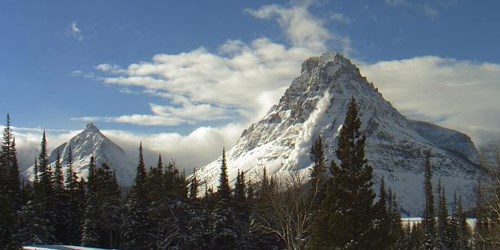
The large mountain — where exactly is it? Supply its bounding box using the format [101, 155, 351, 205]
[23, 123, 135, 187]
[196, 53, 482, 215]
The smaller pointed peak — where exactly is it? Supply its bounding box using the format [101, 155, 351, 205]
[84, 122, 100, 133]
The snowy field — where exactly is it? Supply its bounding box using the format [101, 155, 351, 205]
[23, 246, 114, 250]
[402, 217, 477, 229]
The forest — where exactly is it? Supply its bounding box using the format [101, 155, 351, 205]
[1, 99, 500, 250]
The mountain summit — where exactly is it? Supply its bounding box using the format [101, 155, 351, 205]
[24, 123, 135, 187]
[196, 53, 481, 214]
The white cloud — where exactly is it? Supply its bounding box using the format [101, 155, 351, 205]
[359, 56, 500, 143]
[10, 124, 244, 172]
[95, 64, 127, 75]
[87, 39, 315, 126]
[330, 12, 353, 24]
[385, 0, 410, 7]
[70, 21, 84, 41]
[246, 3, 331, 52]
[424, 5, 439, 19]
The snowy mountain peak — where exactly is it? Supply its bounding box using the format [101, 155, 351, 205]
[84, 122, 100, 133]
[196, 52, 482, 215]
[23, 123, 135, 187]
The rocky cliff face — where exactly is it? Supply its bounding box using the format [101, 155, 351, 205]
[196, 53, 481, 215]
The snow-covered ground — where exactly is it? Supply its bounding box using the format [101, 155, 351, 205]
[22, 245, 115, 250]
[401, 217, 477, 229]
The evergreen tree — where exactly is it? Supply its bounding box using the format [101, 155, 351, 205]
[387, 189, 404, 249]
[308, 98, 379, 250]
[457, 195, 470, 249]
[422, 150, 437, 250]
[475, 179, 489, 247]
[122, 143, 151, 249]
[309, 135, 327, 205]
[234, 170, 246, 203]
[247, 179, 254, 202]
[146, 154, 166, 202]
[437, 181, 450, 249]
[65, 145, 78, 191]
[16, 197, 56, 245]
[37, 130, 52, 198]
[217, 147, 231, 202]
[51, 149, 70, 244]
[371, 177, 395, 249]
[189, 168, 199, 200]
[81, 157, 99, 247]
[409, 223, 425, 249]
[0, 193, 19, 249]
[52, 150, 64, 191]
[81, 163, 122, 248]
[0, 114, 21, 248]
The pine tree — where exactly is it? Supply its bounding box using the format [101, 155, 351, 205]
[189, 168, 199, 200]
[0, 193, 19, 249]
[475, 179, 489, 248]
[309, 135, 327, 205]
[217, 147, 231, 202]
[81, 157, 99, 247]
[65, 145, 78, 191]
[51, 149, 70, 244]
[146, 154, 166, 202]
[0, 114, 21, 248]
[371, 177, 394, 249]
[422, 150, 437, 250]
[448, 192, 461, 250]
[247, 179, 254, 202]
[234, 170, 246, 203]
[37, 130, 52, 198]
[308, 97, 378, 249]
[52, 150, 64, 191]
[437, 181, 450, 249]
[457, 195, 470, 249]
[122, 143, 151, 249]
[81, 163, 122, 248]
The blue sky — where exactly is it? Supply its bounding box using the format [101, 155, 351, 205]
[2, 0, 500, 168]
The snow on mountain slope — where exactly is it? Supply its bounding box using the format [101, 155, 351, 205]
[195, 53, 482, 215]
[23, 123, 135, 187]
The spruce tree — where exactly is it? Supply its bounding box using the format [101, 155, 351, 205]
[308, 97, 378, 249]
[457, 195, 470, 249]
[122, 143, 151, 249]
[309, 135, 327, 205]
[82, 163, 121, 248]
[52, 150, 64, 191]
[217, 147, 231, 202]
[81, 157, 99, 247]
[437, 181, 450, 249]
[51, 149, 70, 244]
[0, 114, 21, 248]
[448, 192, 460, 250]
[475, 179, 489, 248]
[234, 170, 246, 203]
[422, 150, 437, 250]
[189, 168, 199, 200]
[65, 145, 78, 191]
[37, 130, 52, 198]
